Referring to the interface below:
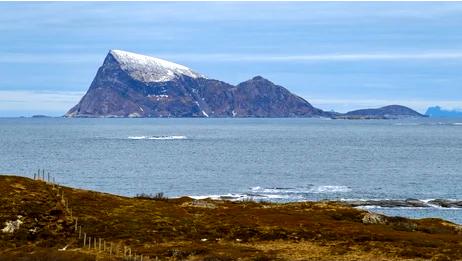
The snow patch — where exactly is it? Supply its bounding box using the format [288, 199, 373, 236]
[110, 50, 205, 83]
[202, 110, 209, 117]
[148, 94, 169, 100]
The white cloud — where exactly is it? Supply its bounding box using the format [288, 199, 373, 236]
[161, 51, 462, 63]
[0, 90, 84, 115]
[3, 50, 462, 65]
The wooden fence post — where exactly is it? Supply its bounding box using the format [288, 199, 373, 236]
[79, 226, 82, 239]
[83, 233, 86, 247]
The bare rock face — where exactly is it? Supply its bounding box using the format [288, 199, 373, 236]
[65, 50, 328, 118]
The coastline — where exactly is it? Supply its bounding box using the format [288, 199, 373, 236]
[1, 175, 462, 260]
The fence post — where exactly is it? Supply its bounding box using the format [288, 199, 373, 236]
[79, 226, 82, 239]
[33, 173, 36, 180]
[99, 238, 102, 251]
[88, 237, 91, 249]
[110, 242, 113, 256]
[83, 233, 86, 247]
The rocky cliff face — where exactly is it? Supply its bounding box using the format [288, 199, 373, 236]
[65, 50, 328, 118]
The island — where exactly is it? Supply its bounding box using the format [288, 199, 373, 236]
[65, 50, 425, 120]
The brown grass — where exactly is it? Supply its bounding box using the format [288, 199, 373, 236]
[1, 175, 461, 260]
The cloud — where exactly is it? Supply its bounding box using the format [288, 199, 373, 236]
[4, 51, 462, 65]
[0, 53, 103, 64]
[0, 90, 84, 114]
[161, 51, 462, 63]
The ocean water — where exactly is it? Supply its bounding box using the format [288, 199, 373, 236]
[1, 117, 462, 223]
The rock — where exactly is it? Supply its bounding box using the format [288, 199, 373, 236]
[182, 200, 217, 209]
[1, 216, 23, 233]
[428, 199, 462, 208]
[362, 213, 387, 225]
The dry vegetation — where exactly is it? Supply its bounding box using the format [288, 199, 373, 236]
[1, 175, 461, 260]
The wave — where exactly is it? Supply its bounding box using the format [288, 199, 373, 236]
[188, 191, 462, 209]
[394, 122, 462, 127]
[250, 185, 351, 194]
[127, 135, 187, 140]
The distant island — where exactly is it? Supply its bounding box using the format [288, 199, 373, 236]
[66, 50, 425, 119]
[425, 106, 462, 118]
[31, 115, 52, 118]
[336, 105, 426, 119]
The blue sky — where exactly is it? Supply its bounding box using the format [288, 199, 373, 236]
[1, 2, 462, 116]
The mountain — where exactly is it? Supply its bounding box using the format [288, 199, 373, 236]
[425, 106, 462, 118]
[66, 50, 328, 118]
[339, 105, 426, 119]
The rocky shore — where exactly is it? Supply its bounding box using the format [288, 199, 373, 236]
[1, 175, 462, 261]
[339, 199, 462, 208]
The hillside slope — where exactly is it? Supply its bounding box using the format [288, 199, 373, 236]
[1, 175, 461, 260]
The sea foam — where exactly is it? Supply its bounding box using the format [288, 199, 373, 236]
[128, 135, 187, 140]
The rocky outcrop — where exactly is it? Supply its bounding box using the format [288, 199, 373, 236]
[65, 50, 328, 118]
[339, 199, 462, 208]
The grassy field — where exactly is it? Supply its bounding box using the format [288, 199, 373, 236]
[0, 175, 461, 260]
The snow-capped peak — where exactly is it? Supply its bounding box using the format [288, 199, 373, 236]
[109, 49, 205, 83]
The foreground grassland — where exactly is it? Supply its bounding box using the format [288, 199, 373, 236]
[0, 175, 461, 261]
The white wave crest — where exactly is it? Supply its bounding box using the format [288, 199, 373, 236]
[250, 185, 351, 194]
[312, 185, 352, 193]
[128, 135, 187, 140]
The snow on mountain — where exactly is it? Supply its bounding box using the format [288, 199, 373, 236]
[109, 49, 205, 83]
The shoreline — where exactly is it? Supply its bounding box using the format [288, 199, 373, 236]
[1, 174, 462, 260]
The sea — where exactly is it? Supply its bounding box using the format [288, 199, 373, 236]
[1, 117, 462, 223]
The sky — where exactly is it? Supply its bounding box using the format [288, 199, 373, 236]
[1, 2, 462, 116]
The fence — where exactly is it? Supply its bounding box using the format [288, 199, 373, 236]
[32, 169, 155, 261]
